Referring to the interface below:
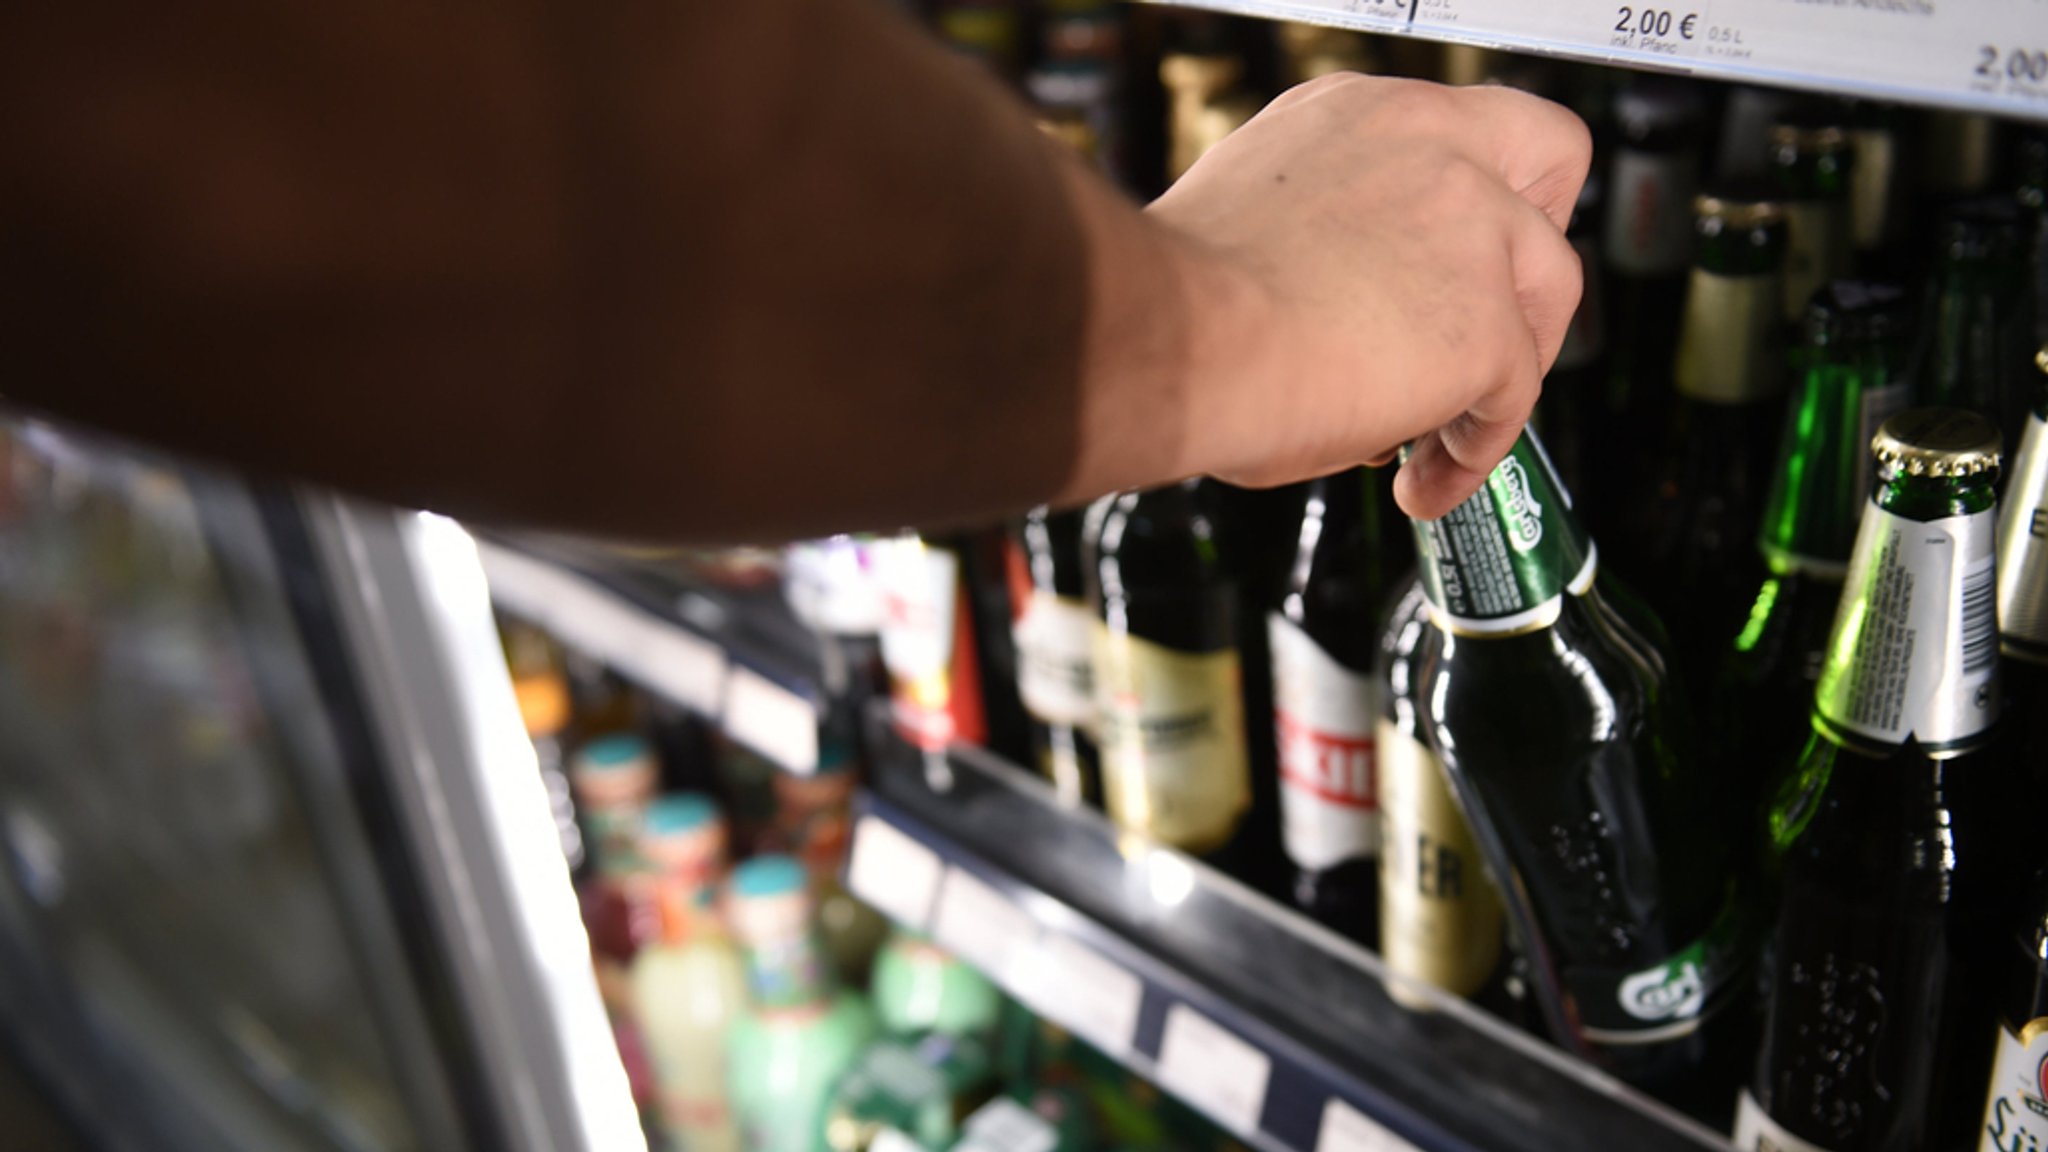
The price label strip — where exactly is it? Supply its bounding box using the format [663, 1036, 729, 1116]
[1316, 1098, 1423, 1152]
[724, 666, 819, 775]
[1249, 0, 1419, 32]
[846, 815, 945, 930]
[1401, 0, 2047, 115]
[1155, 1005, 1275, 1138]
[930, 867, 1040, 987]
[1014, 934, 1146, 1058]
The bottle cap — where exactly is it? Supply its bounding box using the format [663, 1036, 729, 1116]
[1871, 408, 2002, 477]
[732, 854, 808, 900]
[570, 734, 658, 808]
[1693, 190, 1785, 228]
[642, 793, 719, 839]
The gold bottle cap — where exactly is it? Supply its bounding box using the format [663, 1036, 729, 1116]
[1693, 192, 1785, 228]
[1870, 408, 2002, 476]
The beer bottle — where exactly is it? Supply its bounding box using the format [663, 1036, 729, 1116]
[1009, 506, 1102, 807]
[1974, 868, 2048, 1152]
[1159, 49, 1258, 185]
[1847, 104, 1903, 278]
[1405, 429, 1748, 1113]
[1642, 191, 1792, 681]
[1376, 581, 1508, 1009]
[1770, 107, 1857, 324]
[1588, 78, 1707, 547]
[878, 532, 1032, 768]
[1998, 349, 2048, 778]
[1269, 466, 1408, 940]
[1085, 480, 1259, 873]
[1724, 282, 1911, 820]
[1922, 198, 2034, 450]
[1738, 409, 2019, 1152]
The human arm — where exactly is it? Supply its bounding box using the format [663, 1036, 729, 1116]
[0, 0, 1588, 542]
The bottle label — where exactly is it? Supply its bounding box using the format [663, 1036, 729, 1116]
[1094, 626, 1250, 853]
[1414, 435, 1596, 635]
[1815, 502, 2000, 751]
[1269, 614, 1379, 869]
[1604, 148, 1699, 278]
[879, 538, 987, 751]
[1377, 719, 1503, 1006]
[1999, 412, 2048, 662]
[1674, 268, 1783, 404]
[1569, 895, 1747, 1043]
[1734, 1090, 1837, 1152]
[1979, 1018, 2048, 1152]
[1781, 201, 1854, 322]
[1849, 126, 1896, 252]
[1014, 590, 1098, 728]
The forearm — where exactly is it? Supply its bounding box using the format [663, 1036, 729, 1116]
[0, 0, 1201, 542]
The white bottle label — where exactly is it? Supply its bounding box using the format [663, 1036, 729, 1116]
[1979, 1018, 2048, 1152]
[878, 536, 965, 749]
[1094, 625, 1250, 853]
[1815, 503, 2000, 751]
[1999, 412, 2048, 659]
[1605, 148, 1699, 278]
[1014, 590, 1097, 728]
[1269, 613, 1379, 870]
[1733, 1090, 1837, 1152]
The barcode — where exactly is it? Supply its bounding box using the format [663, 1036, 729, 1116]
[1961, 561, 1997, 676]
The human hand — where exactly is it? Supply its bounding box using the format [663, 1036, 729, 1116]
[1146, 74, 1590, 520]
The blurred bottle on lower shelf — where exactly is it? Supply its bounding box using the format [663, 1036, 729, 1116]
[824, 1034, 998, 1152]
[629, 795, 744, 1152]
[879, 531, 1032, 770]
[870, 930, 1002, 1041]
[1269, 467, 1405, 942]
[728, 856, 877, 1152]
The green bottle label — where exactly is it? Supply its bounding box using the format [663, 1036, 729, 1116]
[1568, 895, 1749, 1043]
[1815, 501, 2000, 752]
[1414, 435, 1595, 635]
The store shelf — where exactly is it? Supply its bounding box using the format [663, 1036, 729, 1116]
[845, 736, 1733, 1152]
[473, 538, 826, 774]
[1149, 0, 2048, 120]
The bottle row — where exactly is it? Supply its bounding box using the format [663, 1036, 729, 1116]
[498, 622, 1255, 1152]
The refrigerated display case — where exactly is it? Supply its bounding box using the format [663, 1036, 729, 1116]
[0, 415, 642, 1152]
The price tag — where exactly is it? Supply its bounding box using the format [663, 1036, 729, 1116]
[1155, 1005, 1272, 1138]
[1316, 1098, 1422, 1152]
[845, 816, 943, 930]
[930, 867, 1038, 986]
[1015, 935, 1143, 1057]
[724, 667, 819, 774]
[1260, 0, 1415, 31]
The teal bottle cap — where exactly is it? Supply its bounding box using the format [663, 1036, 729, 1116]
[575, 733, 651, 772]
[642, 793, 719, 839]
[732, 855, 807, 900]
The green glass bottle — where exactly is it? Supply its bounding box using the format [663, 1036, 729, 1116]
[1269, 466, 1409, 941]
[1737, 410, 2021, 1152]
[1085, 480, 1260, 875]
[1769, 107, 1857, 323]
[1011, 506, 1102, 808]
[1641, 191, 1792, 683]
[1405, 430, 1748, 1116]
[1723, 282, 1912, 829]
[1921, 198, 2034, 451]
[727, 856, 878, 1152]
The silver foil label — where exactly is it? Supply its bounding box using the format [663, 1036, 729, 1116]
[1998, 412, 2048, 660]
[1816, 502, 2000, 750]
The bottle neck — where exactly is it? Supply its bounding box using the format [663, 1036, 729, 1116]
[1672, 246, 1784, 407]
[1758, 346, 1902, 578]
[2000, 407, 2048, 663]
[1813, 471, 2002, 753]
[1408, 432, 1595, 636]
